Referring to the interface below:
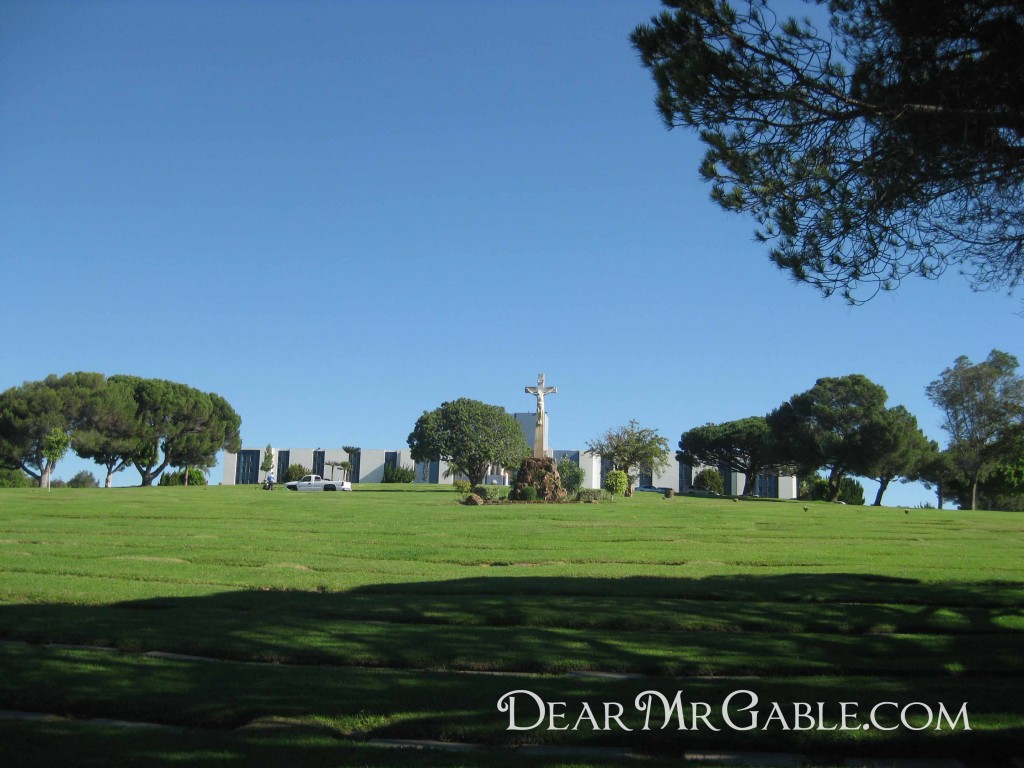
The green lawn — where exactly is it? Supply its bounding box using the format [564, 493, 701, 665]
[0, 485, 1020, 766]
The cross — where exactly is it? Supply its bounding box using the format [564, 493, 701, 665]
[525, 373, 556, 458]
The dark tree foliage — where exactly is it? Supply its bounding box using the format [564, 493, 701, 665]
[692, 466, 725, 495]
[768, 374, 888, 501]
[0, 372, 106, 487]
[67, 470, 99, 489]
[0, 468, 32, 488]
[678, 416, 791, 496]
[863, 405, 934, 505]
[2, 373, 242, 488]
[805, 474, 866, 504]
[110, 376, 241, 486]
[73, 377, 142, 488]
[631, 0, 1024, 301]
[941, 457, 1024, 510]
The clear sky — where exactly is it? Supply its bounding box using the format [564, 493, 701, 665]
[1, 0, 1020, 506]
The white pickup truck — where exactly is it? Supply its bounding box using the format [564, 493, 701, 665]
[284, 474, 353, 492]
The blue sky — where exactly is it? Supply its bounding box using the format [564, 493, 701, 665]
[1, 0, 1020, 506]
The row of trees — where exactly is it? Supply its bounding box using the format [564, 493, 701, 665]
[678, 351, 1024, 510]
[401, 350, 1023, 510]
[0, 373, 241, 488]
[407, 402, 675, 498]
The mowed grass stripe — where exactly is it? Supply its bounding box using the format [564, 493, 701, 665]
[0, 486, 1021, 761]
[0, 607, 1020, 676]
[1, 645, 1020, 757]
[3, 557, 1023, 606]
[2, 572, 1020, 633]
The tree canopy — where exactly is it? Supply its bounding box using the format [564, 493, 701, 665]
[407, 398, 530, 488]
[0, 372, 106, 487]
[0, 373, 241, 487]
[767, 374, 888, 501]
[678, 416, 790, 496]
[631, 0, 1024, 301]
[863, 405, 935, 505]
[108, 376, 241, 486]
[587, 419, 670, 495]
[926, 349, 1024, 510]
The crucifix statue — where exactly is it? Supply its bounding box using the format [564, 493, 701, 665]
[524, 373, 557, 459]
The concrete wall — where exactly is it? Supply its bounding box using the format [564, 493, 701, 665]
[357, 449, 387, 483]
[652, 456, 681, 492]
[223, 445, 797, 497]
[777, 475, 798, 500]
[222, 451, 238, 485]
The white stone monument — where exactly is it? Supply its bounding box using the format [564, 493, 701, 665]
[524, 373, 557, 459]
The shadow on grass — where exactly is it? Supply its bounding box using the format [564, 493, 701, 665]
[0, 574, 1021, 763]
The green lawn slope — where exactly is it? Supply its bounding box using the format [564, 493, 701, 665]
[0, 485, 1020, 766]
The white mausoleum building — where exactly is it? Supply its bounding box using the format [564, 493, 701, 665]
[223, 412, 795, 498]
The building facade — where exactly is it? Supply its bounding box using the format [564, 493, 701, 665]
[223, 410, 796, 499]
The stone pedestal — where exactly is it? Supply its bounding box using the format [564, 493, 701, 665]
[509, 457, 566, 502]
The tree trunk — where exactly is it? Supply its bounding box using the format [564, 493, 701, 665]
[970, 468, 980, 511]
[105, 469, 114, 488]
[937, 483, 943, 510]
[184, 465, 190, 487]
[136, 458, 170, 487]
[873, 476, 890, 506]
[742, 468, 759, 496]
[827, 469, 843, 502]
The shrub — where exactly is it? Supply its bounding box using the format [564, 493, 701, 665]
[664, 488, 675, 499]
[519, 486, 538, 502]
[805, 476, 866, 505]
[464, 493, 484, 506]
[159, 468, 208, 486]
[473, 485, 511, 502]
[383, 464, 416, 483]
[0, 468, 32, 488]
[557, 457, 586, 496]
[837, 477, 865, 505]
[285, 464, 311, 483]
[68, 470, 99, 488]
[693, 468, 724, 495]
[603, 470, 628, 497]
[453, 480, 472, 496]
[577, 488, 604, 503]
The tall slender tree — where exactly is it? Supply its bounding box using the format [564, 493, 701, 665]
[926, 350, 1024, 510]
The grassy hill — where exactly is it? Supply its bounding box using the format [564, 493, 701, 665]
[0, 485, 1020, 766]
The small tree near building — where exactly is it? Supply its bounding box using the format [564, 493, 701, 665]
[603, 469, 628, 497]
[587, 420, 670, 496]
[557, 457, 586, 497]
[407, 399, 529, 488]
[42, 428, 71, 491]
